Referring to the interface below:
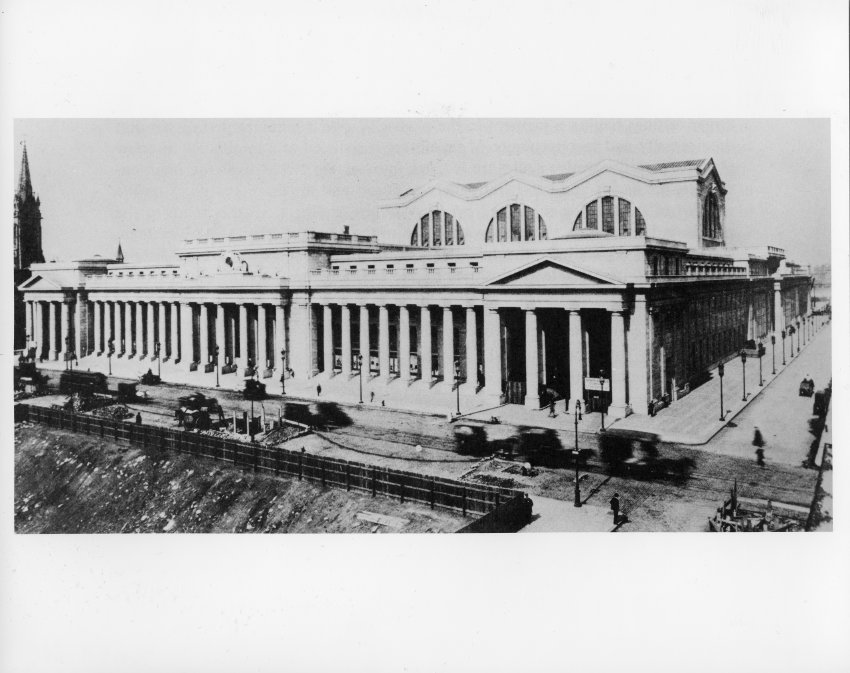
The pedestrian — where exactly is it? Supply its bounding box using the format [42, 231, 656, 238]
[549, 399, 556, 417]
[753, 426, 766, 467]
[381, 399, 385, 407]
[610, 492, 620, 525]
[135, 411, 142, 425]
[316, 384, 322, 397]
[370, 391, 375, 403]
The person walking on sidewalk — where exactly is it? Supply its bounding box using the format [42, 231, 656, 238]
[548, 399, 556, 417]
[610, 493, 620, 525]
[753, 426, 766, 467]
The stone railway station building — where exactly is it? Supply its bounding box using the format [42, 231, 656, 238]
[18, 157, 813, 419]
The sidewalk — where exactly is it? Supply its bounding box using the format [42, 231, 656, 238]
[519, 495, 615, 532]
[609, 321, 830, 445]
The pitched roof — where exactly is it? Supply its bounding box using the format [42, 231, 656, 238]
[639, 159, 705, 171]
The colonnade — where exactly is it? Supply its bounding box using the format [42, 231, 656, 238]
[25, 297, 287, 375]
[313, 301, 630, 413]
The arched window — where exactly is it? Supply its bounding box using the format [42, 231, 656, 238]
[703, 192, 721, 240]
[410, 210, 464, 247]
[485, 204, 547, 243]
[573, 196, 647, 237]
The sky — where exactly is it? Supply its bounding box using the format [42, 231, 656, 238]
[14, 118, 831, 267]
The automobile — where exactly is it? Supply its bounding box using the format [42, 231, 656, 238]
[598, 428, 662, 478]
[798, 378, 815, 397]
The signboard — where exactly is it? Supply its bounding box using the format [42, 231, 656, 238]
[584, 377, 610, 392]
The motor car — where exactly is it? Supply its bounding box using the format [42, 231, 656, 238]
[799, 378, 815, 397]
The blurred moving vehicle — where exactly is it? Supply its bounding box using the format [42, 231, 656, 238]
[243, 378, 267, 400]
[598, 428, 663, 479]
[798, 376, 815, 397]
[140, 369, 162, 385]
[175, 391, 225, 430]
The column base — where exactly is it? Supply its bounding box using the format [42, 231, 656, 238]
[606, 403, 631, 421]
[524, 394, 540, 409]
[49, 350, 59, 360]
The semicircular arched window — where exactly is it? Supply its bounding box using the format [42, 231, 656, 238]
[573, 196, 646, 236]
[410, 210, 465, 247]
[485, 204, 547, 243]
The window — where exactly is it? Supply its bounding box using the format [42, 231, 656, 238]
[574, 196, 646, 237]
[410, 210, 464, 247]
[485, 204, 548, 243]
[618, 199, 631, 236]
[524, 206, 535, 241]
[602, 196, 615, 234]
[635, 208, 646, 236]
[703, 192, 721, 240]
[510, 204, 521, 241]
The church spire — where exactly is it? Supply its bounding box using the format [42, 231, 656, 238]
[17, 143, 33, 199]
[116, 241, 124, 262]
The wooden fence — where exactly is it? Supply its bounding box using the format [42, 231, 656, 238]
[16, 403, 526, 520]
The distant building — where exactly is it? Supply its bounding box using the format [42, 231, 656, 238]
[13, 145, 45, 350]
[19, 157, 813, 418]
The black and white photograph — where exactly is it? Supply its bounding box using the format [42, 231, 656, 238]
[10, 118, 834, 535]
[2, 2, 848, 672]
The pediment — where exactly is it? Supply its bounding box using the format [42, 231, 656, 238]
[17, 274, 61, 291]
[487, 257, 622, 288]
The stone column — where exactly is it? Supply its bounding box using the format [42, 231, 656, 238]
[398, 305, 410, 382]
[465, 306, 478, 388]
[170, 302, 179, 362]
[483, 307, 501, 399]
[359, 305, 370, 375]
[746, 293, 755, 342]
[93, 301, 102, 356]
[25, 300, 33, 345]
[159, 302, 168, 360]
[275, 305, 286, 373]
[442, 306, 454, 385]
[105, 301, 114, 351]
[215, 303, 225, 366]
[609, 310, 629, 419]
[147, 302, 157, 360]
[59, 301, 70, 360]
[627, 300, 649, 416]
[288, 299, 312, 379]
[116, 302, 125, 356]
[379, 304, 390, 379]
[238, 304, 249, 370]
[74, 293, 84, 357]
[257, 304, 268, 370]
[341, 304, 352, 376]
[524, 308, 539, 408]
[773, 279, 784, 339]
[136, 301, 145, 358]
[568, 310, 583, 410]
[420, 305, 431, 382]
[180, 302, 193, 368]
[33, 301, 43, 356]
[199, 303, 209, 366]
[322, 304, 334, 375]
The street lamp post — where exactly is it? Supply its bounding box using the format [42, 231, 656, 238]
[796, 320, 801, 354]
[155, 342, 161, 378]
[781, 329, 786, 366]
[771, 334, 776, 375]
[573, 400, 583, 508]
[454, 358, 461, 416]
[718, 361, 725, 421]
[107, 339, 114, 375]
[214, 345, 220, 387]
[740, 350, 748, 402]
[249, 370, 256, 443]
[599, 370, 606, 431]
[757, 341, 764, 387]
[357, 354, 363, 404]
[280, 349, 286, 396]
